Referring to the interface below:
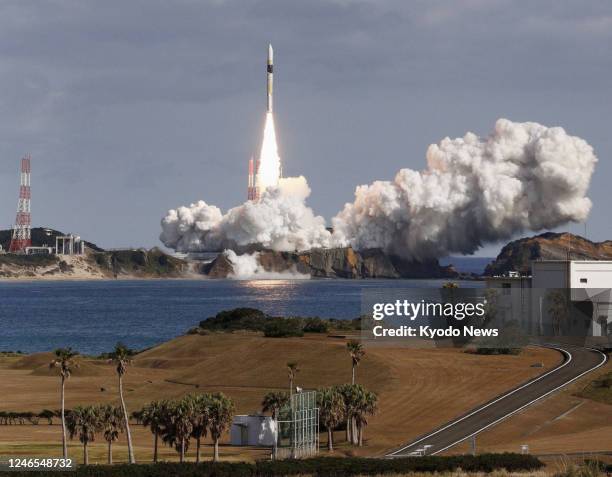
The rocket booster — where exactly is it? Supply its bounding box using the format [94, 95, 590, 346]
[267, 44, 273, 113]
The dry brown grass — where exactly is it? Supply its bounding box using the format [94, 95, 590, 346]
[0, 333, 560, 464]
[447, 358, 612, 457]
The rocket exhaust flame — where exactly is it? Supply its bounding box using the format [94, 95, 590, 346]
[257, 112, 281, 193]
[248, 44, 281, 200]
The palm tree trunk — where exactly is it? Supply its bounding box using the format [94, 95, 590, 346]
[327, 428, 333, 451]
[83, 441, 88, 465]
[180, 438, 185, 463]
[118, 375, 135, 464]
[344, 413, 351, 443]
[358, 425, 363, 446]
[289, 377, 293, 398]
[352, 364, 355, 385]
[352, 419, 359, 445]
[196, 436, 201, 463]
[153, 431, 158, 463]
[213, 438, 219, 462]
[346, 414, 352, 443]
[60, 376, 67, 459]
[108, 440, 112, 464]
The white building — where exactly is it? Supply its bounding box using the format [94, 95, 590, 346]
[56, 234, 85, 255]
[230, 415, 277, 447]
[25, 246, 54, 255]
[486, 260, 612, 338]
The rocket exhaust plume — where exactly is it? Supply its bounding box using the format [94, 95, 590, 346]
[257, 44, 281, 194]
[248, 44, 280, 199]
[161, 47, 598, 260]
[257, 112, 281, 192]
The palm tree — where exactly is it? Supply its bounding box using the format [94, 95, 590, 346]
[99, 404, 124, 464]
[547, 290, 569, 335]
[171, 399, 194, 463]
[286, 362, 299, 397]
[346, 340, 365, 385]
[109, 343, 135, 463]
[188, 394, 212, 464]
[353, 389, 377, 446]
[262, 391, 289, 457]
[140, 400, 168, 463]
[336, 383, 357, 444]
[208, 393, 235, 462]
[49, 347, 78, 459]
[66, 405, 101, 465]
[317, 387, 344, 451]
[261, 391, 289, 420]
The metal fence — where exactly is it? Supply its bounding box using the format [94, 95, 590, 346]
[276, 390, 319, 459]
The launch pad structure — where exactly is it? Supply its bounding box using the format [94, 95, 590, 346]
[8, 155, 32, 254]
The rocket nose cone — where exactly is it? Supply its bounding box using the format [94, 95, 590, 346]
[268, 44, 273, 62]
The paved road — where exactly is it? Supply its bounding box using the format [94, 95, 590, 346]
[386, 346, 607, 457]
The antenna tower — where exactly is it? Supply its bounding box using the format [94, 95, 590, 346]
[8, 155, 32, 253]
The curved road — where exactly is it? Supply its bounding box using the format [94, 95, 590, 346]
[386, 345, 607, 457]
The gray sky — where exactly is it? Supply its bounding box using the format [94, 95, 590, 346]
[0, 0, 610, 257]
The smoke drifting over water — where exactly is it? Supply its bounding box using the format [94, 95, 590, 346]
[160, 119, 597, 259]
[224, 250, 310, 279]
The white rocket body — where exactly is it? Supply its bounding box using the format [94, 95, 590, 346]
[267, 44, 273, 113]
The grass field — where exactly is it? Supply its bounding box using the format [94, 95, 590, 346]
[0, 333, 561, 464]
[448, 358, 612, 457]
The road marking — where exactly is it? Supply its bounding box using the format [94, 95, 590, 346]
[386, 346, 607, 457]
[431, 347, 607, 455]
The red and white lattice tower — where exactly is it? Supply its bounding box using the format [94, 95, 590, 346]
[8, 155, 32, 253]
[247, 156, 260, 201]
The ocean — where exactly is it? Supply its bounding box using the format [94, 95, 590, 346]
[0, 278, 484, 355]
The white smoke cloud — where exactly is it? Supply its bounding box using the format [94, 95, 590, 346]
[224, 250, 310, 280]
[332, 119, 597, 259]
[160, 175, 333, 252]
[161, 119, 597, 260]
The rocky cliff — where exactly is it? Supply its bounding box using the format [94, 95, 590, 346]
[484, 232, 612, 276]
[0, 247, 189, 280]
[203, 247, 459, 279]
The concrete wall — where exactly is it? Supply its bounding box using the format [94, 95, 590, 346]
[230, 415, 277, 447]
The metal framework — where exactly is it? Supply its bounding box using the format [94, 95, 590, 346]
[247, 156, 261, 201]
[276, 391, 319, 459]
[9, 155, 32, 253]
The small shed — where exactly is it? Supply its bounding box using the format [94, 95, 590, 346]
[230, 415, 277, 447]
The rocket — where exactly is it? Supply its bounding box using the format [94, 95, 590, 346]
[267, 43, 273, 113]
[248, 44, 275, 201]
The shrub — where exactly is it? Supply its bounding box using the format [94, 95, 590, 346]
[0, 454, 544, 477]
[303, 317, 329, 333]
[263, 318, 304, 338]
[200, 308, 268, 332]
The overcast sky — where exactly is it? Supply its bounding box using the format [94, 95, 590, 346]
[0, 0, 610, 257]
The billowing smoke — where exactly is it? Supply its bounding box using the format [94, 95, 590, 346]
[224, 250, 310, 279]
[332, 119, 597, 259]
[160, 176, 333, 252]
[161, 119, 597, 259]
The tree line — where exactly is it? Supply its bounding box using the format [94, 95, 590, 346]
[9, 337, 376, 465]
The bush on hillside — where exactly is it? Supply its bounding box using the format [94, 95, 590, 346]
[199, 308, 268, 332]
[263, 318, 304, 338]
[302, 317, 329, 333]
[197, 308, 361, 336]
[1, 454, 544, 477]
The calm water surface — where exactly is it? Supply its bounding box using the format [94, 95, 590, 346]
[0, 279, 483, 354]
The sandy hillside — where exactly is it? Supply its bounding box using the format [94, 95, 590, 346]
[0, 333, 561, 462]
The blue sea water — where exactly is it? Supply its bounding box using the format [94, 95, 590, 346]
[0, 279, 483, 355]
